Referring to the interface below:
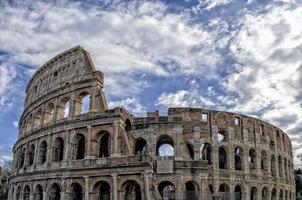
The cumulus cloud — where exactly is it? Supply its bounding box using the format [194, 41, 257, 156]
[108, 97, 146, 116]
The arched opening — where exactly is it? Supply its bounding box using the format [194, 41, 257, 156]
[219, 146, 228, 169]
[279, 189, 283, 200]
[125, 119, 132, 133]
[158, 181, 175, 200]
[72, 134, 85, 160]
[234, 147, 242, 170]
[261, 150, 268, 171]
[249, 148, 257, 170]
[34, 185, 43, 200]
[98, 131, 111, 157]
[201, 143, 212, 165]
[217, 131, 227, 142]
[76, 92, 90, 115]
[17, 148, 25, 169]
[278, 156, 283, 177]
[23, 185, 30, 200]
[157, 135, 174, 156]
[93, 181, 111, 200]
[271, 188, 277, 200]
[57, 97, 70, 120]
[208, 185, 214, 195]
[134, 138, 147, 155]
[44, 103, 54, 124]
[185, 181, 198, 200]
[33, 109, 42, 129]
[234, 185, 242, 200]
[16, 186, 21, 200]
[186, 142, 194, 160]
[123, 180, 142, 200]
[219, 183, 230, 198]
[26, 115, 33, 132]
[70, 183, 83, 200]
[250, 187, 257, 200]
[52, 137, 64, 162]
[262, 187, 269, 200]
[49, 183, 61, 200]
[271, 155, 276, 177]
[285, 190, 288, 200]
[38, 141, 47, 165]
[27, 144, 35, 166]
[284, 158, 288, 179]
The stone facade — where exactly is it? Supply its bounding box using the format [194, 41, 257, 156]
[8, 46, 295, 200]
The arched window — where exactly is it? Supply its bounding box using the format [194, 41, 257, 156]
[125, 119, 132, 133]
[79, 93, 90, 114]
[201, 143, 212, 165]
[217, 131, 227, 142]
[49, 183, 60, 200]
[250, 187, 257, 200]
[262, 187, 268, 200]
[271, 155, 276, 177]
[249, 148, 257, 170]
[219, 146, 227, 169]
[279, 189, 283, 200]
[98, 131, 111, 157]
[92, 181, 110, 200]
[284, 158, 288, 179]
[185, 181, 198, 200]
[72, 134, 85, 160]
[27, 144, 35, 166]
[271, 188, 277, 200]
[278, 156, 283, 177]
[17, 148, 25, 169]
[157, 135, 174, 156]
[186, 142, 194, 160]
[58, 97, 70, 120]
[34, 185, 43, 200]
[234, 147, 242, 170]
[24, 185, 30, 200]
[123, 180, 142, 200]
[33, 109, 42, 129]
[53, 137, 64, 162]
[234, 185, 242, 200]
[38, 141, 47, 165]
[26, 115, 33, 132]
[15, 186, 21, 200]
[158, 181, 175, 200]
[219, 184, 230, 195]
[134, 138, 147, 155]
[44, 103, 54, 124]
[70, 183, 83, 200]
[261, 150, 268, 171]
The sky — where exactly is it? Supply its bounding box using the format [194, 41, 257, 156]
[0, 0, 301, 168]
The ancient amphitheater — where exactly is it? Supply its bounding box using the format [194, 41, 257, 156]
[9, 46, 295, 200]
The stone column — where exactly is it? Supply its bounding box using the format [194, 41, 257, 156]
[90, 85, 97, 112]
[176, 175, 184, 200]
[111, 174, 118, 200]
[52, 97, 59, 122]
[84, 176, 90, 200]
[174, 126, 183, 160]
[86, 125, 92, 158]
[143, 172, 151, 200]
[200, 173, 208, 200]
[112, 121, 120, 157]
[33, 139, 39, 170]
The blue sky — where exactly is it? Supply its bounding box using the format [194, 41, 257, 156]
[0, 0, 302, 168]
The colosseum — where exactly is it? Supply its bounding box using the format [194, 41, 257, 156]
[8, 46, 295, 200]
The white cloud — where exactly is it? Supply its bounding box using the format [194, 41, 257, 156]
[108, 97, 146, 116]
[193, 0, 232, 11]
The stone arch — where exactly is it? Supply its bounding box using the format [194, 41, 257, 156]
[57, 96, 71, 120]
[23, 185, 30, 200]
[75, 91, 90, 115]
[33, 109, 42, 129]
[234, 185, 243, 200]
[44, 103, 54, 124]
[52, 137, 64, 162]
[249, 148, 257, 170]
[201, 143, 212, 165]
[279, 189, 284, 200]
[92, 180, 111, 200]
[186, 142, 194, 160]
[134, 137, 147, 155]
[38, 141, 47, 165]
[261, 150, 268, 171]
[97, 131, 111, 158]
[71, 133, 85, 160]
[125, 119, 132, 133]
[122, 180, 142, 200]
[250, 187, 257, 200]
[271, 188, 277, 200]
[16, 148, 26, 169]
[27, 144, 35, 167]
[219, 146, 228, 169]
[234, 146, 243, 170]
[48, 183, 61, 200]
[34, 184, 43, 200]
[284, 158, 288, 179]
[157, 135, 174, 156]
[278, 156, 283, 177]
[15, 186, 21, 200]
[158, 181, 175, 200]
[271, 155, 276, 177]
[217, 130, 228, 142]
[185, 181, 199, 200]
[219, 183, 230, 198]
[262, 187, 269, 200]
[70, 182, 83, 200]
[26, 114, 33, 132]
